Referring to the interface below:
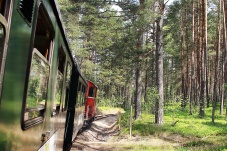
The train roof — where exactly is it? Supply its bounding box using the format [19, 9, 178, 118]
[87, 80, 98, 88]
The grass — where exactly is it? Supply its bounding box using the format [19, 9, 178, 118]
[117, 102, 227, 151]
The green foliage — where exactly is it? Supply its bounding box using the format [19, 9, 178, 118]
[119, 102, 227, 150]
[97, 98, 118, 107]
[27, 78, 39, 98]
[58, 0, 159, 104]
[143, 87, 159, 113]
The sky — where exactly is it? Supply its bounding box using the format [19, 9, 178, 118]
[166, 0, 175, 5]
[111, 0, 177, 11]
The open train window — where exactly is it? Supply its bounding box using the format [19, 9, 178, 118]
[52, 47, 65, 116]
[0, 0, 5, 15]
[78, 83, 85, 107]
[34, 6, 54, 61]
[24, 49, 50, 126]
[82, 85, 86, 104]
[23, 3, 54, 130]
[0, 0, 11, 18]
[52, 71, 63, 116]
[62, 62, 72, 111]
[77, 83, 81, 107]
[88, 86, 94, 97]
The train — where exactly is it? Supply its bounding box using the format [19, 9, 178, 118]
[0, 0, 98, 150]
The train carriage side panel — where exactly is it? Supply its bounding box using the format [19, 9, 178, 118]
[0, 0, 44, 150]
[72, 75, 87, 140]
[0, 0, 78, 150]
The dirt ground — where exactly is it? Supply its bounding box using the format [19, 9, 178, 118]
[70, 109, 188, 151]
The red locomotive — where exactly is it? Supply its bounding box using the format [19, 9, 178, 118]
[84, 80, 98, 123]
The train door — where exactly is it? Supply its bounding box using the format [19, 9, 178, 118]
[0, 0, 12, 101]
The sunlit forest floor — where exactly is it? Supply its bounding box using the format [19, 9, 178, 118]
[118, 103, 227, 151]
[73, 104, 227, 151]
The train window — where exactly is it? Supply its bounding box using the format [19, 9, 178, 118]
[58, 47, 66, 73]
[66, 63, 71, 85]
[62, 62, 71, 111]
[82, 86, 86, 104]
[52, 71, 63, 116]
[34, 4, 54, 61]
[77, 83, 81, 107]
[88, 86, 94, 97]
[24, 50, 50, 127]
[0, 0, 5, 15]
[23, 3, 54, 129]
[52, 47, 65, 116]
[80, 85, 84, 106]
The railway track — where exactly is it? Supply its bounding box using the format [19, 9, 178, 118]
[71, 114, 120, 151]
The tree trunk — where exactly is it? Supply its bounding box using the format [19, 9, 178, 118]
[181, 8, 186, 108]
[222, 0, 227, 118]
[134, 0, 146, 120]
[196, 0, 201, 107]
[199, 0, 207, 118]
[155, 0, 164, 125]
[190, 0, 195, 115]
[135, 62, 142, 119]
[212, 0, 222, 123]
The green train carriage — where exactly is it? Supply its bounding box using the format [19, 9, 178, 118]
[0, 0, 87, 150]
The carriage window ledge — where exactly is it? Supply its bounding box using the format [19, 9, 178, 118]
[24, 116, 44, 130]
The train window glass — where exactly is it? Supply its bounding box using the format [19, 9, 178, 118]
[77, 83, 81, 107]
[80, 85, 83, 106]
[66, 63, 71, 85]
[94, 87, 97, 98]
[53, 71, 63, 116]
[24, 51, 49, 124]
[58, 47, 66, 73]
[82, 86, 85, 104]
[88, 86, 94, 97]
[62, 62, 71, 111]
[52, 48, 65, 115]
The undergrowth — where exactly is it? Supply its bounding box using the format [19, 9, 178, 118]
[117, 102, 227, 151]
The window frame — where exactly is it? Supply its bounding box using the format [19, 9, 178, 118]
[23, 48, 50, 130]
[0, 14, 7, 99]
[0, 0, 12, 102]
[61, 61, 72, 111]
[88, 86, 95, 98]
[52, 46, 66, 117]
[21, 2, 54, 130]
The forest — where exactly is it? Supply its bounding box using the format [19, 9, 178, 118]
[58, 0, 227, 149]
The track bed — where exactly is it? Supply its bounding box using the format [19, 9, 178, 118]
[71, 113, 119, 151]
